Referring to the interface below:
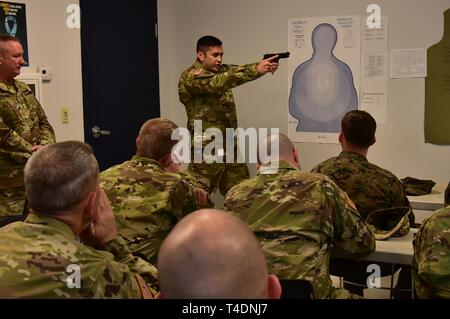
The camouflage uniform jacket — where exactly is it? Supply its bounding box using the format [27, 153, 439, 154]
[311, 151, 412, 222]
[0, 214, 157, 298]
[224, 160, 375, 299]
[100, 155, 212, 264]
[178, 60, 262, 149]
[0, 80, 55, 188]
[413, 206, 450, 298]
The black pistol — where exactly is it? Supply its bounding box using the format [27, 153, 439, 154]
[263, 51, 290, 63]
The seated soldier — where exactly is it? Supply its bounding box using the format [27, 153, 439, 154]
[157, 209, 282, 299]
[0, 141, 156, 298]
[311, 110, 413, 298]
[100, 118, 212, 265]
[224, 133, 375, 299]
[413, 205, 450, 298]
[311, 110, 412, 221]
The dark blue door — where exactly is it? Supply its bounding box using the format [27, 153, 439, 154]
[80, 0, 160, 171]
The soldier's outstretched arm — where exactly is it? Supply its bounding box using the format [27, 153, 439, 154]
[185, 63, 263, 94]
[257, 55, 279, 75]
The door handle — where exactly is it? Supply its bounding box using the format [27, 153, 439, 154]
[92, 126, 111, 138]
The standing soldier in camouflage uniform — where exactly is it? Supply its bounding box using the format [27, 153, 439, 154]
[0, 141, 155, 298]
[0, 34, 55, 216]
[413, 206, 450, 298]
[311, 110, 412, 297]
[178, 35, 279, 197]
[100, 118, 212, 265]
[224, 133, 375, 299]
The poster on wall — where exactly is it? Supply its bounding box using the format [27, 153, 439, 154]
[360, 15, 388, 124]
[0, 1, 29, 66]
[288, 16, 361, 144]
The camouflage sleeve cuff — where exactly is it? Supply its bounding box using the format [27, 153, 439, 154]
[248, 62, 263, 79]
[103, 235, 134, 263]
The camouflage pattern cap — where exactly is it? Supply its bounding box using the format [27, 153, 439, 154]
[401, 177, 436, 196]
[365, 207, 411, 240]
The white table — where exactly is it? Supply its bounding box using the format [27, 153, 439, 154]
[363, 228, 418, 265]
[408, 189, 445, 224]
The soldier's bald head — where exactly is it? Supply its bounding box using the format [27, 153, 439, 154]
[258, 133, 298, 166]
[157, 209, 271, 298]
[136, 118, 178, 160]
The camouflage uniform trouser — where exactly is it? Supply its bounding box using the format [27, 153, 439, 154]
[0, 186, 26, 216]
[187, 162, 249, 197]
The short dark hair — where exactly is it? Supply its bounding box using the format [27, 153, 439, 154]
[341, 110, 376, 148]
[196, 35, 222, 53]
[24, 141, 99, 213]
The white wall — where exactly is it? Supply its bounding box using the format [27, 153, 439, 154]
[158, 0, 450, 187]
[14, 0, 84, 142]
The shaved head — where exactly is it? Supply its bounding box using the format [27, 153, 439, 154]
[257, 133, 297, 165]
[157, 209, 270, 299]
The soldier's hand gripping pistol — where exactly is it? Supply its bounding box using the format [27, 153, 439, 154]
[263, 51, 290, 63]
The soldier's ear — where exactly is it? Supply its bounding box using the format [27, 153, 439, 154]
[338, 132, 344, 144]
[84, 187, 99, 218]
[370, 136, 376, 146]
[136, 136, 141, 148]
[197, 51, 205, 62]
[158, 153, 173, 169]
[292, 147, 300, 168]
[267, 274, 282, 299]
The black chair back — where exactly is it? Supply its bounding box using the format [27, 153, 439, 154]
[280, 279, 314, 299]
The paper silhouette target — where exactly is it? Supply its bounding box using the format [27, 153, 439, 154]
[288, 17, 360, 143]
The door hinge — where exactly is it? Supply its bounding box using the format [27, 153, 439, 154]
[155, 22, 158, 38]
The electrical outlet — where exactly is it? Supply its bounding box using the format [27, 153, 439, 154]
[61, 107, 69, 124]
